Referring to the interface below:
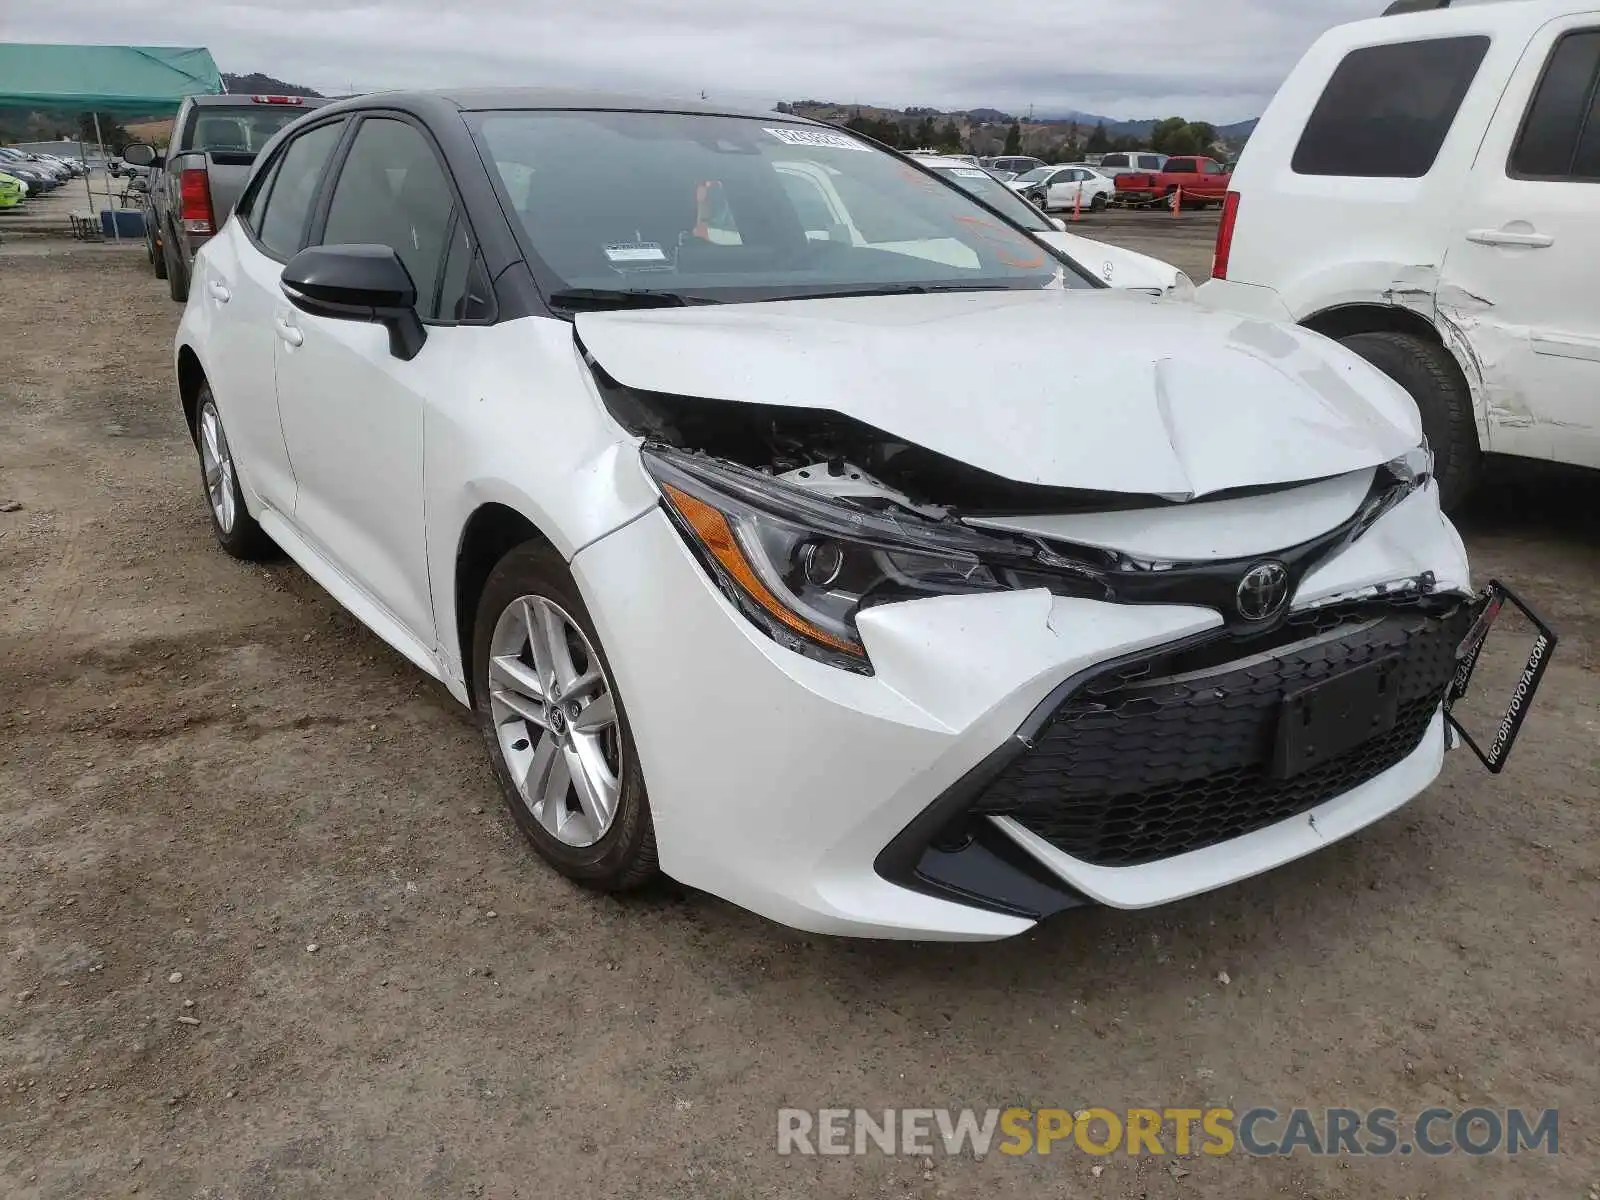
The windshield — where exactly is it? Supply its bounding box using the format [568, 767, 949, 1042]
[1012, 166, 1054, 184]
[473, 111, 1080, 305]
[188, 108, 306, 154]
[925, 165, 1051, 232]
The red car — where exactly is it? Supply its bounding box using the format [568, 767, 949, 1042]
[1114, 156, 1232, 207]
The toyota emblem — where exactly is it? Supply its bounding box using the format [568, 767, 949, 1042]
[1236, 561, 1290, 622]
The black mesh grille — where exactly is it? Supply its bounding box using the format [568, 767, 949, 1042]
[974, 602, 1471, 868]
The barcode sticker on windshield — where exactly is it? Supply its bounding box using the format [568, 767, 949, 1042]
[604, 242, 668, 263]
[951, 168, 989, 178]
[763, 127, 870, 151]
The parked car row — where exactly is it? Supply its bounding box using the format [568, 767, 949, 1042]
[0, 145, 86, 204]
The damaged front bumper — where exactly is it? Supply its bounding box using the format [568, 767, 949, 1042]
[568, 470, 1561, 940]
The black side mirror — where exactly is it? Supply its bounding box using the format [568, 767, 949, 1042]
[122, 143, 157, 167]
[280, 244, 427, 361]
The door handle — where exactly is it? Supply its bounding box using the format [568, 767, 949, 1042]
[207, 280, 230, 303]
[273, 315, 304, 347]
[1467, 228, 1554, 248]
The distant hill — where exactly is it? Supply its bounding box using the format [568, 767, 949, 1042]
[221, 73, 323, 98]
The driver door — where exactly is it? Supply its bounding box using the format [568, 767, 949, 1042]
[272, 115, 458, 648]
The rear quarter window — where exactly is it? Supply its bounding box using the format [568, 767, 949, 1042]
[1509, 29, 1600, 180]
[1291, 35, 1491, 177]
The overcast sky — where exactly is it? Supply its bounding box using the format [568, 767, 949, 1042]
[10, 0, 1400, 123]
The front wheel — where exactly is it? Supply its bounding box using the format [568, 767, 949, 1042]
[472, 542, 658, 892]
[1339, 331, 1481, 511]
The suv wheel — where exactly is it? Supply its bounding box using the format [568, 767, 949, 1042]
[1339, 330, 1481, 512]
[472, 542, 658, 892]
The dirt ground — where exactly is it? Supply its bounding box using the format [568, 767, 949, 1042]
[1, 242, 1595, 1200]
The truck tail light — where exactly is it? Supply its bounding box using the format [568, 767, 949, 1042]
[251, 95, 304, 105]
[1212, 190, 1240, 281]
[180, 167, 215, 235]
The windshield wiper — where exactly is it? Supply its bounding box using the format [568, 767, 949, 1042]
[786, 283, 1021, 301]
[548, 288, 716, 311]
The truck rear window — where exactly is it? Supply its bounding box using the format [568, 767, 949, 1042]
[1291, 35, 1490, 178]
[187, 108, 306, 155]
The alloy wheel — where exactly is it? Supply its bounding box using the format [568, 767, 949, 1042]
[198, 401, 236, 533]
[487, 594, 622, 848]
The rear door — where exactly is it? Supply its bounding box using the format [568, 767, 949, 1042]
[197, 117, 347, 516]
[271, 113, 470, 646]
[1440, 18, 1600, 468]
[1045, 168, 1085, 209]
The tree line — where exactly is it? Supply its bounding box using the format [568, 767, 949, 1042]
[780, 103, 1228, 163]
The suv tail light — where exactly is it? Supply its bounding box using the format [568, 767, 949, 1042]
[1211, 190, 1240, 280]
[180, 167, 215, 235]
[251, 95, 304, 105]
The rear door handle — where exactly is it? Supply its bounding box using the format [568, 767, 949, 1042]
[273, 315, 303, 347]
[1467, 228, 1554, 248]
[207, 280, 230, 303]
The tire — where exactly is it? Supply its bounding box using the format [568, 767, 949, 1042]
[149, 223, 167, 279]
[1339, 330, 1480, 511]
[164, 231, 188, 302]
[193, 384, 275, 560]
[1091, 192, 1108, 212]
[472, 541, 658, 892]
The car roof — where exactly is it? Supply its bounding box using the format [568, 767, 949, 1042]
[320, 87, 812, 124]
[1334, 0, 1580, 43]
[910, 155, 987, 169]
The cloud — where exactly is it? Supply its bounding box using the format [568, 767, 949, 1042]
[8, 0, 1389, 121]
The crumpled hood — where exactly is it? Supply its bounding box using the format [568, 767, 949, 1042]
[576, 288, 1421, 499]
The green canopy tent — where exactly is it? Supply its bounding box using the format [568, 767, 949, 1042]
[0, 43, 222, 235]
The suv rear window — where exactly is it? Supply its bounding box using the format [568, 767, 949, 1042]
[1100, 154, 1128, 168]
[1509, 29, 1600, 180]
[1292, 36, 1490, 177]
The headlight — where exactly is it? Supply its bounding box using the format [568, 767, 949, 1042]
[642, 447, 1098, 674]
[1387, 437, 1433, 489]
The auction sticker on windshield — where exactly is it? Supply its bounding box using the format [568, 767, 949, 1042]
[952, 168, 989, 178]
[764, 127, 870, 151]
[604, 242, 669, 263]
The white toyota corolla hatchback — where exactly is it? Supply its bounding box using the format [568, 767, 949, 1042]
[173, 90, 1551, 940]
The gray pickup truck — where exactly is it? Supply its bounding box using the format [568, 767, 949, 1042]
[124, 93, 328, 301]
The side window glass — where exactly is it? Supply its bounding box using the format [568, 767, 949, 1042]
[1291, 36, 1490, 177]
[1509, 29, 1600, 179]
[321, 118, 457, 318]
[1101, 154, 1128, 168]
[256, 120, 345, 258]
[437, 219, 495, 322]
[237, 151, 283, 231]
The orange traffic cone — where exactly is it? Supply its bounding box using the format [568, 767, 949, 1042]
[1170, 186, 1182, 216]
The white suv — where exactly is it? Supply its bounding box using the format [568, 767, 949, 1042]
[1199, 0, 1600, 510]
